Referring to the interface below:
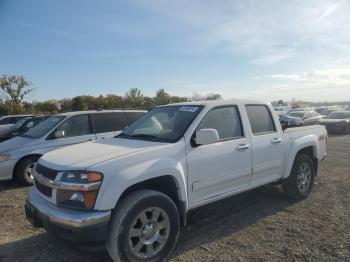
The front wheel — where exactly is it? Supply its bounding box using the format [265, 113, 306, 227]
[106, 190, 180, 262]
[282, 154, 315, 201]
[15, 156, 39, 185]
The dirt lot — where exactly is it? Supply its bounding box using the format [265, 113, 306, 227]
[0, 135, 349, 262]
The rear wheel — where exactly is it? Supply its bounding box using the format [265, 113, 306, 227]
[106, 190, 180, 262]
[15, 156, 39, 185]
[282, 154, 315, 201]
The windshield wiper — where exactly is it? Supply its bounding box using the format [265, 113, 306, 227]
[115, 132, 132, 138]
[130, 134, 157, 140]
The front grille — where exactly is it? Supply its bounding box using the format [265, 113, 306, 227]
[36, 164, 58, 180]
[35, 180, 52, 197]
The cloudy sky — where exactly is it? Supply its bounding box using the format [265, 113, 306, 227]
[1, 0, 350, 102]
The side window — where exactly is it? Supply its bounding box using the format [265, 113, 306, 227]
[125, 112, 144, 126]
[56, 115, 92, 137]
[0, 117, 16, 125]
[245, 105, 276, 135]
[197, 106, 243, 140]
[92, 112, 127, 134]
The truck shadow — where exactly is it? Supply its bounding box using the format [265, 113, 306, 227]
[0, 185, 295, 262]
[0, 180, 28, 192]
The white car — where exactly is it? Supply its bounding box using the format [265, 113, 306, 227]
[0, 110, 145, 185]
[0, 115, 32, 138]
[26, 100, 327, 262]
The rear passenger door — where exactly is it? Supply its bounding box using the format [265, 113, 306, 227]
[245, 105, 283, 186]
[91, 112, 128, 140]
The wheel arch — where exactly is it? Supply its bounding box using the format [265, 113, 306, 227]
[13, 154, 42, 178]
[283, 143, 318, 179]
[117, 175, 188, 227]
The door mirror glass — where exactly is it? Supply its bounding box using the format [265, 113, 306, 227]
[54, 130, 65, 138]
[195, 128, 219, 145]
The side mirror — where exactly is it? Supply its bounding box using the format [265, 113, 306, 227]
[54, 130, 65, 139]
[195, 128, 219, 146]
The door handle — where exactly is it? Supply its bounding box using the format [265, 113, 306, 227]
[271, 138, 282, 143]
[236, 144, 250, 151]
[86, 139, 93, 142]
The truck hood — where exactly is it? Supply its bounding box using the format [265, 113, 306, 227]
[39, 138, 168, 170]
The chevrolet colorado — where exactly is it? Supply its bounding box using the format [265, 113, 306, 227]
[25, 100, 327, 262]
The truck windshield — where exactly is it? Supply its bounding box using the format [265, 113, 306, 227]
[118, 105, 203, 143]
[22, 116, 65, 138]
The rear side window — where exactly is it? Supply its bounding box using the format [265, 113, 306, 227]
[91, 112, 127, 133]
[246, 105, 276, 135]
[0, 117, 16, 125]
[197, 106, 243, 140]
[125, 112, 144, 125]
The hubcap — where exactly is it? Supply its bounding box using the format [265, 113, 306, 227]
[297, 163, 312, 193]
[25, 163, 35, 182]
[128, 207, 170, 258]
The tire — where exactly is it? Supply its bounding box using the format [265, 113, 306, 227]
[14, 156, 39, 185]
[106, 190, 180, 262]
[282, 154, 315, 201]
[344, 125, 350, 134]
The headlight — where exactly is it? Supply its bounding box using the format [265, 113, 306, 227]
[0, 154, 11, 162]
[56, 171, 103, 210]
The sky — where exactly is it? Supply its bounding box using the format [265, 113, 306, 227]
[1, 0, 350, 102]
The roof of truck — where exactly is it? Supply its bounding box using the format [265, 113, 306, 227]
[57, 109, 146, 117]
[160, 99, 267, 107]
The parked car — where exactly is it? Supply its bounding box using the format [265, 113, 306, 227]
[279, 114, 304, 130]
[25, 100, 327, 262]
[288, 110, 324, 125]
[0, 116, 49, 142]
[319, 111, 350, 134]
[0, 115, 32, 136]
[0, 110, 145, 185]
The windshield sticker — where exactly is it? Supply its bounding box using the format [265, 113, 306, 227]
[179, 106, 199, 113]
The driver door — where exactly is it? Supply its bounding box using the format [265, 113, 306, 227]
[186, 106, 252, 205]
[45, 114, 96, 150]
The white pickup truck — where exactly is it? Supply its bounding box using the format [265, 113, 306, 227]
[25, 100, 327, 262]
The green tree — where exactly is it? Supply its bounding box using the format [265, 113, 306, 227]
[154, 89, 170, 106]
[33, 101, 59, 114]
[205, 93, 222, 100]
[124, 88, 144, 108]
[60, 99, 72, 112]
[0, 100, 11, 116]
[71, 96, 88, 111]
[0, 75, 35, 113]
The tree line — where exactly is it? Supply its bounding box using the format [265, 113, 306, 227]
[0, 75, 222, 115]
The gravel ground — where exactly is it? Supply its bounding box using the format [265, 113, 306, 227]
[0, 134, 349, 262]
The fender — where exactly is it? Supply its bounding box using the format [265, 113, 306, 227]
[282, 134, 319, 179]
[93, 156, 188, 211]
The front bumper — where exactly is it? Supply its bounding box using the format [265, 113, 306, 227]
[25, 188, 111, 244]
[0, 159, 16, 181]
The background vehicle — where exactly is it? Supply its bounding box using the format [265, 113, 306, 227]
[0, 110, 145, 185]
[0, 115, 32, 136]
[26, 100, 327, 262]
[288, 110, 324, 125]
[0, 116, 48, 142]
[319, 111, 350, 134]
[279, 114, 303, 130]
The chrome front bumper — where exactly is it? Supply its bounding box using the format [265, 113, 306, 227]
[26, 188, 111, 228]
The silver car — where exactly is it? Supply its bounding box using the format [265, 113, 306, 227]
[0, 110, 145, 185]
